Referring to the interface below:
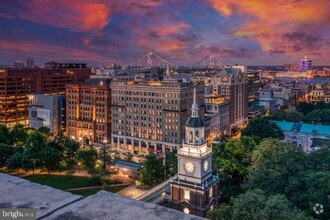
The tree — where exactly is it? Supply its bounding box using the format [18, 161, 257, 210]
[40, 144, 62, 174]
[166, 151, 177, 178]
[5, 152, 23, 172]
[242, 118, 284, 139]
[0, 124, 10, 144]
[10, 124, 27, 145]
[24, 131, 47, 168]
[213, 137, 257, 200]
[305, 109, 330, 125]
[295, 102, 314, 115]
[285, 171, 330, 219]
[77, 148, 98, 170]
[207, 189, 309, 220]
[0, 144, 14, 168]
[58, 137, 79, 169]
[139, 154, 163, 186]
[38, 127, 51, 136]
[305, 147, 330, 171]
[248, 139, 306, 194]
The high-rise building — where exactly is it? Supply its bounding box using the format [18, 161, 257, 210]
[28, 94, 66, 135]
[0, 70, 35, 127]
[66, 79, 111, 144]
[110, 81, 205, 154]
[0, 68, 92, 127]
[26, 57, 35, 68]
[13, 61, 24, 69]
[211, 67, 248, 128]
[205, 94, 231, 137]
[246, 71, 260, 107]
[299, 56, 312, 71]
[168, 88, 220, 217]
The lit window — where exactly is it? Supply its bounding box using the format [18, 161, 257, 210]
[184, 190, 190, 200]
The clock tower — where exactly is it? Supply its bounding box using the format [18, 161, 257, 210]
[168, 87, 220, 217]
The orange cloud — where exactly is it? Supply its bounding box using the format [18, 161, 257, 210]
[16, 0, 111, 31]
[206, 0, 330, 59]
[153, 22, 190, 36]
[12, 0, 166, 32]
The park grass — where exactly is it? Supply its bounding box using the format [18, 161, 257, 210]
[26, 175, 94, 190]
[71, 186, 127, 197]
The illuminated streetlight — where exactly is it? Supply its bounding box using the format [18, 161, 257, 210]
[78, 162, 81, 173]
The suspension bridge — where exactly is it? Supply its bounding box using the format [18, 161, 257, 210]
[122, 52, 226, 70]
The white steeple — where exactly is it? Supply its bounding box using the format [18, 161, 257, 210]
[191, 87, 199, 118]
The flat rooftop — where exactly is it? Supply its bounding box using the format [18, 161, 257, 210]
[0, 173, 204, 220]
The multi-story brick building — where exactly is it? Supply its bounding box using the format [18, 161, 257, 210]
[66, 79, 111, 144]
[211, 67, 248, 128]
[0, 68, 92, 127]
[111, 81, 205, 154]
[0, 69, 35, 127]
[205, 94, 231, 137]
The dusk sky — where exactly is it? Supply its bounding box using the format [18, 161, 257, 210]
[1, 0, 329, 66]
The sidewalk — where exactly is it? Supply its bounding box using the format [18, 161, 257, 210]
[117, 185, 146, 199]
[64, 183, 131, 191]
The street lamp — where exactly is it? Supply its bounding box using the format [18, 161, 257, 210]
[78, 162, 81, 173]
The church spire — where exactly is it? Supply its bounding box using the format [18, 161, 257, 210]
[191, 87, 199, 118]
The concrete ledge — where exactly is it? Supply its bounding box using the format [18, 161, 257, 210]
[0, 173, 82, 219]
[47, 191, 203, 220]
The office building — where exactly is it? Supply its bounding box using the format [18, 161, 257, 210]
[28, 94, 66, 135]
[0, 68, 92, 127]
[111, 81, 205, 154]
[0, 69, 35, 127]
[246, 71, 260, 107]
[205, 94, 231, 137]
[66, 79, 111, 144]
[26, 57, 35, 68]
[168, 88, 220, 217]
[13, 61, 24, 69]
[212, 67, 248, 128]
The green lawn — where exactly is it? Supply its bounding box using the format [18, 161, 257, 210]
[71, 186, 127, 197]
[26, 175, 94, 190]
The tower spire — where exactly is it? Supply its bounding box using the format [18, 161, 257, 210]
[191, 87, 199, 118]
[166, 64, 170, 76]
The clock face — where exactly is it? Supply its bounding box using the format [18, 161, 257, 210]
[184, 161, 195, 174]
[204, 160, 209, 172]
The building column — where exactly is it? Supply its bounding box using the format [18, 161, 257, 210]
[154, 144, 157, 154]
[138, 140, 142, 153]
[111, 136, 114, 148]
[162, 144, 165, 153]
[131, 138, 135, 154]
[170, 146, 173, 152]
[117, 137, 120, 152]
[124, 138, 127, 152]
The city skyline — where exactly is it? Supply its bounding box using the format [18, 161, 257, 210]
[0, 0, 330, 66]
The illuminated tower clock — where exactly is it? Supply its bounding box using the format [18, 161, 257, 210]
[169, 86, 220, 217]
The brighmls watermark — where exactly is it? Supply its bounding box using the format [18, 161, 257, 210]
[0, 209, 35, 220]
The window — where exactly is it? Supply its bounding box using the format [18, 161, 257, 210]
[184, 190, 190, 200]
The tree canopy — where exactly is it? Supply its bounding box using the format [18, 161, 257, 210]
[242, 118, 284, 139]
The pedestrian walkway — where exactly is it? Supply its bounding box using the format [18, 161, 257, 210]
[117, 185, 146, 199]
[65, 183, 131, 191]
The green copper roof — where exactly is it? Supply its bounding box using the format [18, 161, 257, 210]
[271, 120, 330, 135]
[272, 121, 294, 131]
